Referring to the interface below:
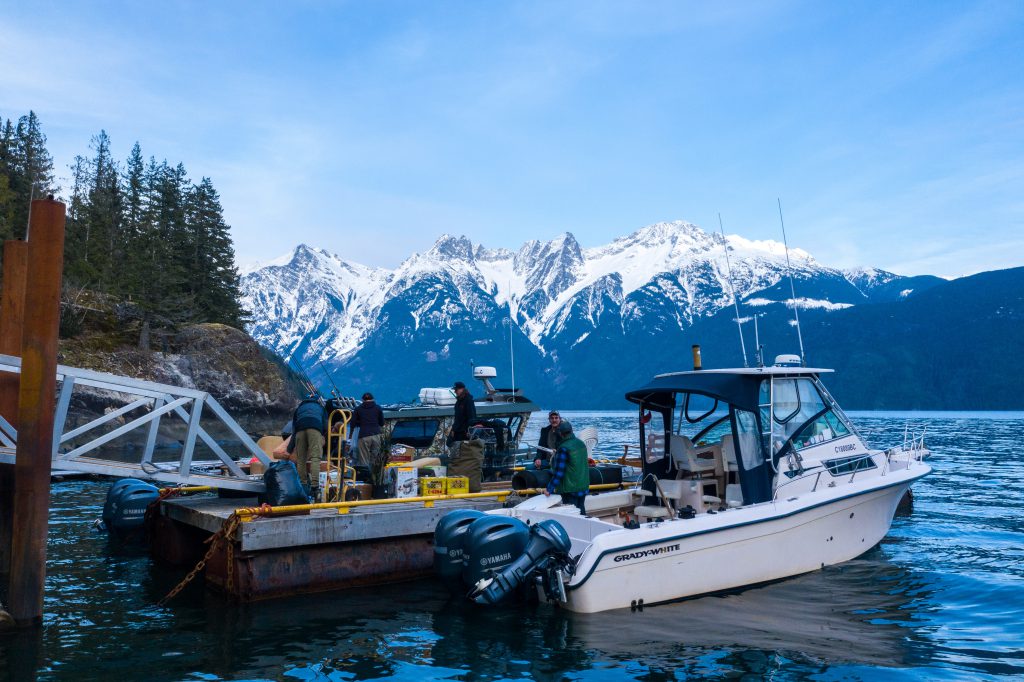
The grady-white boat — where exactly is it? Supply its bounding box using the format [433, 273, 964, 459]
[438, 354, 931, 613]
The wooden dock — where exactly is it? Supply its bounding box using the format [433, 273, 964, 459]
[152, 495, 504, 601]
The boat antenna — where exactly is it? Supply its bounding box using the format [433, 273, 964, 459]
[776, 198, 806, 366]
[753, 312, 765, 367]
[317, 359, 342, 398]
[718, 213, 748, 367]
[508, 280, 516, 399]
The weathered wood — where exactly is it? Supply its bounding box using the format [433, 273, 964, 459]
[161, 496, 503, 552]
[0, 240, 27, 579]
[8, 199, 65, 626]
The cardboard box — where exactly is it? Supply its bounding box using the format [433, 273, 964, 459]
[419, 477, 446, 497]
[446, 476, 469, 496]
[389, 466, 418, 498]
[389, 444, 416, 463]
[248, 456, 277, 476]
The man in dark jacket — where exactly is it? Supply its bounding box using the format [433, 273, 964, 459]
[535, 410, 562, 468]
[289, 395, 327, 492]
[449, 381, 477, 444]
[353, 392, 385, 468]
[544, 421, 589, 515]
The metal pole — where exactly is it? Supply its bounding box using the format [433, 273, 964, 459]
[7, 198, 66, 627]
[0, 239, 28, 580]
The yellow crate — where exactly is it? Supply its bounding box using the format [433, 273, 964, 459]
[419, 477, 445, 497]
[446, 476, 469, 496]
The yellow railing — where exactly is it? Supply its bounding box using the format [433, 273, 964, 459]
[233, 482, 627, 520]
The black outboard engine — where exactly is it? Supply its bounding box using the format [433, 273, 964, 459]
[470, 519, 574, 606]
[461, 516, 531, 589]
[100, 478, 147, 530]
[433, 509, 486, 590]
[104, 480, 159, 540]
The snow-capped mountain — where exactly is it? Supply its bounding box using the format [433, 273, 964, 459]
[240, 220, 941, 405]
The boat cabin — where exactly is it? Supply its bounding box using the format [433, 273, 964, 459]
[624, 358, 870, 511]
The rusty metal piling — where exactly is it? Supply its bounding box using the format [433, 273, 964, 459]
[0, 239, 28, 580]
[6, 198, 66, 626]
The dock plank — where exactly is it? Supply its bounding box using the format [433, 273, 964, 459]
[161, 496, 503, 551]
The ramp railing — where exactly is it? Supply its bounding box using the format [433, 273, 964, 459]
[0, 353, 269, 492]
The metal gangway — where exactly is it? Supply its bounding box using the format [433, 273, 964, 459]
[0, 353, 270, 492]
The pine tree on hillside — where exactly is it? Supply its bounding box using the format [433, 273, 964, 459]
[185, 178, 247, 327]
[11, 112, 56, 235]
[63, 154, 94, 284]
[0, 119, 18, 243]
[84, 131, 123, 291]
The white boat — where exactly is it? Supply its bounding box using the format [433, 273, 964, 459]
[451, 355, 931, 613]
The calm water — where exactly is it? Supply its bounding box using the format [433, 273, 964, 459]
[2, 412, 1023, 681]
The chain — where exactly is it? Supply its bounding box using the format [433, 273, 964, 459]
[158, 510, 255, 606]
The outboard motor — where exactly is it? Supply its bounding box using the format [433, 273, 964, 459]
[105, 480, 160, 540]
[461, 516, 531, 589]
[433, 509, 486, 590]
[471, 519, 574, 606]
[100, 478, 147, 530]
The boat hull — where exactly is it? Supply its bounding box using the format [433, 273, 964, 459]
[563, 475, 919, 613]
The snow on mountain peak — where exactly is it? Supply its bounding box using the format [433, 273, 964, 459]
[242, 218, 878, 367]
[429, 234, 476, 261]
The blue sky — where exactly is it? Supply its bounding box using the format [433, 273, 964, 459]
[2, 1, 1022, 277]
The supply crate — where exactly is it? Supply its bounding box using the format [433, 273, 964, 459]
[446, 476, 469, 496]
[419, 477, 446, 497]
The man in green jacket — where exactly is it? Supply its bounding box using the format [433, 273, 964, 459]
[544, 421, 589, 515]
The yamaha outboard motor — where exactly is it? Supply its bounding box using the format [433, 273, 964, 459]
[105, 480, 160, 540]
[470, 519, 574, 606]
[461, 516, 531, 589]
[100, 478, 147, 530]
[433, 509, 485, 590]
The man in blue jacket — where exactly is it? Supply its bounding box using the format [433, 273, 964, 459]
[288, 394, 327, 494]
[353, 392, 385, 468]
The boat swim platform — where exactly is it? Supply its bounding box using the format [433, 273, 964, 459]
[152, 495, 504, 601]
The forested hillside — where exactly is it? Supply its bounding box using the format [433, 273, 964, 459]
[0, 110, 247, 345]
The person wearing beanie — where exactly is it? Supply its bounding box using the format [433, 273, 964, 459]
[544, 420, 589, 515]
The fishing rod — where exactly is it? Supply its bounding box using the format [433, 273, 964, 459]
[317, 359, 343, 398]
[776, 198, 806, 366]
[718, 212, 748, 367]
[288, 359, 320, 398]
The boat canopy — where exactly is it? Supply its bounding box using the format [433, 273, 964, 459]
[624, 367, 833, 413]
[625, 372, 761, 412]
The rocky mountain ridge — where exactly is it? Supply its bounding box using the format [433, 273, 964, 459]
[239, 220, 983, 408]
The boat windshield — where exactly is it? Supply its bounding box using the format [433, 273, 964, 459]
[791, 409, 851, 451]
[759, 378, 826, 454]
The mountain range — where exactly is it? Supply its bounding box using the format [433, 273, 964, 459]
[240, 221, 1023, 410]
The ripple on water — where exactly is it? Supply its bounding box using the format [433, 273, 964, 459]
[2, 413, 1023, 681]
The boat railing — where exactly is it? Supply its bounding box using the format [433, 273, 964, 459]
[773, 449, 887, 500]
[226, 482, 627, 520]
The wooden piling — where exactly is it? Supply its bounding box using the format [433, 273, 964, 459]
[0, 239, 28, 579]
[7, 198, 65, 626]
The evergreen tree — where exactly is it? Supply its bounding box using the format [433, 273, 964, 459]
[11, 112, 56, 237]
[185, 178, 247, 327]
[83, 131, 123, 290]
[0, 119, 17, 243]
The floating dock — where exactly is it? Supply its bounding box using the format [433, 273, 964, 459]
[151, 494, 506, 601]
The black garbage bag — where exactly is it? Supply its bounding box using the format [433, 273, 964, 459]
[262, 460, 309, 506]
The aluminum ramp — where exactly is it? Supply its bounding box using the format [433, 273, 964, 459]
[0, 353, 269, 492]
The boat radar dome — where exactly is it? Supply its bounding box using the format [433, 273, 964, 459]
[774, 354, 802, 367]
[473, 366, 497, 379]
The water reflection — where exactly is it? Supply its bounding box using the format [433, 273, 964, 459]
[2, 413, 1023, 680]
